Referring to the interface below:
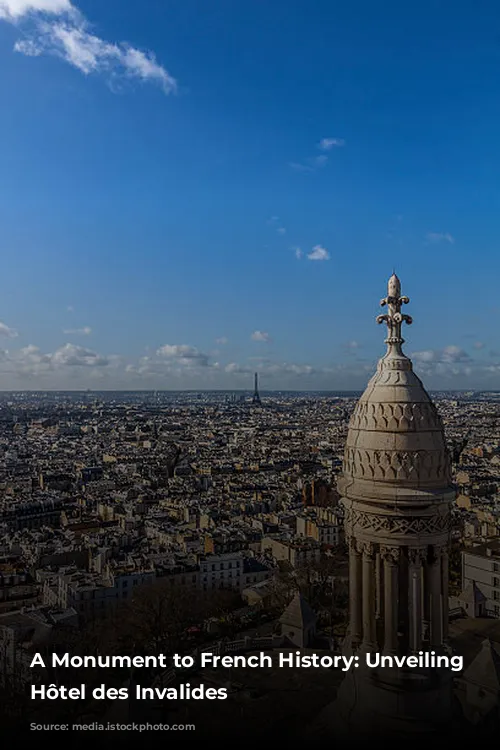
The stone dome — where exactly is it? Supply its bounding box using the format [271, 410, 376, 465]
[338, 274, 453, 507]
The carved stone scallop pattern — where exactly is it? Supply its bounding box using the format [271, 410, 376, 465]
[372, 370, 408, 385]
[342, 447, 451, 484]
[343, 507, 451, 536]
[380, 358, 412, 371]
[349, 401, 443, 432]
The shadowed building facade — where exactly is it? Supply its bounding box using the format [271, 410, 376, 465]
[332, 274, 456, 736]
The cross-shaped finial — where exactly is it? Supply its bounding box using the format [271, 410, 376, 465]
[376, 273, 412, 352]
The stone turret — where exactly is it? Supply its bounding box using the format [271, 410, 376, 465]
[333, 274, 456, 737]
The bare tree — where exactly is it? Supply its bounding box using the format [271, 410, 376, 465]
[97, 581, 242, 657]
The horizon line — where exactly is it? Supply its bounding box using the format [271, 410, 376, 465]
[0, 388, 491, 394]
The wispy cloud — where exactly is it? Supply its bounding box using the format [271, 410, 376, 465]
[1, 0, 176, 94]
[313, 154, 328, 167]
[290, 137, 344, 172]
[294, 247, 303, 259]
[267, 216, 286, 233]
[225, 362, 251, 374]
[63, 326, 91, 335]
[412, 345, 470, 364]
[289, 155, 329, 172]
[0, 321, 18, 338]
[426, 232, 454, 244]
[215, 337, 228, 345]
[409, 344, 478, 380]
[251, 330, 271, 342]
[307, 245, 330, 261]
[289, 162, 314, 173]
[226, 360, 314, 377]
[343, 340, 360, 352]
[318, 137, 345, 150]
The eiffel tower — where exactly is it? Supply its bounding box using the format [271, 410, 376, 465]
[252, 372, 261, 405]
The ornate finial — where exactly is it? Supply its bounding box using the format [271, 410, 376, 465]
[376, 273, 412, 354]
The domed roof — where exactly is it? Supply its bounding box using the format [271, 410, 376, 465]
[339, 274, 453, 505]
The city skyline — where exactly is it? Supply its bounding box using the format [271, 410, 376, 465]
[1, 1, 500, 389]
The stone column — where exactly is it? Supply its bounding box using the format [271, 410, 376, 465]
[422, 553, 431, 642]
[381, 546, 399, 654]
[349, 538, 362, 646]
[441, 549, 449, 641]
[409, 548, 424, 652]
[375, 551, 382, 619]
[429, 548, 443, 647]
[361, 542, 376, 648]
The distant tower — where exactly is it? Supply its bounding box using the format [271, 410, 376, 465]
[252, 372, 261, 405]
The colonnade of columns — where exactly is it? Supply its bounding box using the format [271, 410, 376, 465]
[348, 538, 448, 653]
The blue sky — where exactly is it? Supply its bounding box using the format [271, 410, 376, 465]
[0, 0, 499, 390]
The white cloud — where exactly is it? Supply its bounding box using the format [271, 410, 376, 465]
[125, 344, 216, 379]
[2, 1, 176, 94]
[0, 321, 18, 337]
[251, 330, 270, 342]
[412, 349, 435, 363]
[225, 362, 251, 374]
[412, 345, 470, 364]
[17, 344, 50, 364]
[63, 326, 91, 335]
[51, 343, 108, 366]
[156, 344, 210, 367]
[225, 360, 313, 378]
[226, 360, 315, 379]
[0, 334, 499, 389]
[441, 345, 470, 362]
[277, 226, 286, 234]
[0, 342, 122, 385]
[307, 245, 330, 261]
[215, 337, 228, 345]
[426, 232, 454, 244]
[266, 362, 314, 376]
[0, 0, 72, 19]
[318, 137, 345, 150]
[294, 247, 303, 259]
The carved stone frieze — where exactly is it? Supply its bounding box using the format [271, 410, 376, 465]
[343, 506, 451, 536]
[349, 400, 444, 433]
[342, 446, 451, 485]
[380, 357, 412, 370]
